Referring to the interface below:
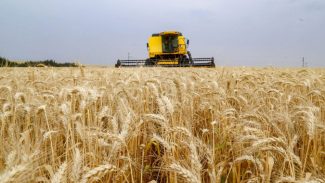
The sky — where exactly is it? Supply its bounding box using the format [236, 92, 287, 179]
[0, 0, 324, 67]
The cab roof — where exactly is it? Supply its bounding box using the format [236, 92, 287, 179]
[151, 31, 183, 37]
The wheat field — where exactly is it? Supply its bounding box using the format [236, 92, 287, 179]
[0, 67, 324, 183]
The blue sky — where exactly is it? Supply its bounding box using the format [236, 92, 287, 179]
[0, 0, 324, 66]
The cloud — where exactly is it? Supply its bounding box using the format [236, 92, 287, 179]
[284, 0, 325, 11]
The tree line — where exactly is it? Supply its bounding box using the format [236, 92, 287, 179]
[0, 57, 78, 67]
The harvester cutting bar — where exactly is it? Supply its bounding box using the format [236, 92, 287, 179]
[191, 57, 215, 67]
[115, 59, 146, 67]
[115, 57, 215, 67]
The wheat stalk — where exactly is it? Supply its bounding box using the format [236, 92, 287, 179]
[51, 161, 67, 183]
[169, 163, 200, 183]
[0, 164, 28, 183]
[80, 164, 116, 183]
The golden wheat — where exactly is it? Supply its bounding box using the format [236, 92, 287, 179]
[0, 67, 324, 182]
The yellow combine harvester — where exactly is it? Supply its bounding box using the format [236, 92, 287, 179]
[115, 31, 215, 67]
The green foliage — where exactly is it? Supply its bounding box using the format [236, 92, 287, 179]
[0, 56, 78, 67]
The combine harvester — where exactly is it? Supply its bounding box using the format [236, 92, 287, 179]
[115, 31, 215, 67]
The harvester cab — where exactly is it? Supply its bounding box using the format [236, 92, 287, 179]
[115, 31, 215, 67]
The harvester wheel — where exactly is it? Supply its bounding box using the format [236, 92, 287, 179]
[115, 60, 121, 68]
[179, 56, 187, 66]
[145, 59, 155, 66]
[187, 51, 193, 65]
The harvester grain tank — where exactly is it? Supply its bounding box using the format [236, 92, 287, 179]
[115, 31, 215, 67]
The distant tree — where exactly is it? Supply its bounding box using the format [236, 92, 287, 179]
[0, 56, 78, 67]
[0, 57, 9, 66]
